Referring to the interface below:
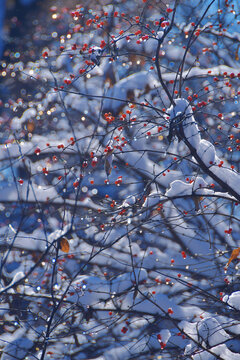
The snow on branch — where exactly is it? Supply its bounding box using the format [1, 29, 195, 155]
[166, 98, 240, 202]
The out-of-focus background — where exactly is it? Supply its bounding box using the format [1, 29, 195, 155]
[0, 0, 40, 58]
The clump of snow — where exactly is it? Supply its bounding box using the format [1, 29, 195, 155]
[11, 108, 36, 130]
[165, 177, 209, 197]
[167, 98, 201, 148]
[167, 99, 240, 200]
[68, 275, 110, 306]
[197, 317, 230, 347]
[56, 54, 72, 71]
[1, 335, 33, 360]
[197, 139, 216, 166]
[103, 71, 159, 114]
[142, 191, 163, 208]
[223, 291, 240, 310]
[48, 224, 71, 245]
[211, 165, 240, 197]
[0, 181, 59, 203]
[191, 344, 240, 360]
[159, 329, 171, 344]
[181, 317, 231, 358]
[121, 195, 136, 208]
[0, 271, 25, 294]
[166, 180, 192, 197]
[193, 177, 208, 191]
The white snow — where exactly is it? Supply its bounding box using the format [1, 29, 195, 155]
[223, 291, 240, 310]
[197, 139, 216, 166]
[167, 98, 201, 148]
[11, 108, 37, 130]
[103, 71, 159, 114]
[1, 330, 33, 360]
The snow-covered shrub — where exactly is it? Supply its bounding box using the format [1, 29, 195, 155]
[1, 0, 240, 359]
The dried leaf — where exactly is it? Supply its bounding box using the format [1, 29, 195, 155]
[193, 196, 203, 211]
[133, 287, 138, 301]
[60, 237, 70, 253]
[85, 306, 93, 322]
[235, 44, 240, 61]
[226, 247, 240, 267]
[27, 120, 35, 133]
[104, 154, 113, 177]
